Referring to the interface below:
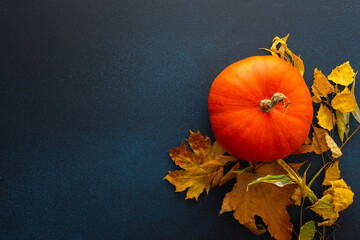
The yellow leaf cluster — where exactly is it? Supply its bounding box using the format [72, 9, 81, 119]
[310, 61, 359, 151]
[310, 179, 354, 226]
[164, 130, 237, 200]
[261, 34, 304, 75]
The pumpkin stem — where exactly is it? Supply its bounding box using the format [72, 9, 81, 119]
[259, 93, 290, 113]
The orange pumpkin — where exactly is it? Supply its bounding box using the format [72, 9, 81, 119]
[208, 56, 313, 162]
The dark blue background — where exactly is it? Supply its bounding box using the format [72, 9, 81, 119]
[1, 1, 360, 239]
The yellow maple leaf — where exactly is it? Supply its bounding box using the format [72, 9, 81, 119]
[220, 161, 304, 240]
[310, 179, 354, 226]
[261, 34, 304, 75]
[323, 161, 341, 185]
[324, 133, 343, 158]
[316, 104, 335, 131]
[312, 68, 334, 97]
[332, 92, 357, 113]
[328, 61, 355, 86]
[311, 127, 330, 154]
[164, 130, 237, 200]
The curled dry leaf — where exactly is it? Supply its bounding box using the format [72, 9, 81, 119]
[164, 130, 237, 200]
[328, 61, 355, 86]
[261, 34, 304, 75]
[220, 161, 305, 240]
[317, 104, 335, 131]
[324, 133, 343, 158]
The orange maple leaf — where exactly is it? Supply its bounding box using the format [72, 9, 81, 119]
[164, 130, 237, 200]
[220, 161, 304, 240]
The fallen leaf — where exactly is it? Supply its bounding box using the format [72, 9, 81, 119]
[220, 161, 304, 240]
[328, 61, 355, 86]
[261, 34, 304, 75]
[311, 127, 330, 154]
[311, 95, 322, 103]
[312, 68, 334, 97]
[332, 93, 357, 113]
[310, 179, 354, 226]
[299, 221, 316, 240]
[324, 133, 343, 158]
[164, 130, 237, 200]
[323, 160, 341, 186]
[317, 104, 335, 131]
[325, 179, 354, 212]
[336, 110, 350, 143]
[292, 137, 314, 155]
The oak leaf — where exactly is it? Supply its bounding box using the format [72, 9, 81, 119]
[328, 61, 355, 86]
[220, 161, 304, 240]
[317, 104, 335, 131]
[164, 130, 237, 200]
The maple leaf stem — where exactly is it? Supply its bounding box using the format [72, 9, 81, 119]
[340, 124, 360, 150]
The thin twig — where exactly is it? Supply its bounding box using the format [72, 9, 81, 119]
[340, 124, 360, 150]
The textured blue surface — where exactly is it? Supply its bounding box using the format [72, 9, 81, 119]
[0, 1, 360, 239]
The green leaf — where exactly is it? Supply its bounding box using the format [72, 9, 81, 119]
[299, 220, 316, 240]
[247, 174, 295, 190]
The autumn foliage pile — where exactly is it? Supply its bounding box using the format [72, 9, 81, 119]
[164, 35, 358, 240]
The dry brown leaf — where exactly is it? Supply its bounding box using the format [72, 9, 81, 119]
[261, 34, 304, 75]
[324, 133, 343, 158]
[220, 161, 304, 240]
[312, 68, 334, 97]
[164, 130, 237, 200]
[317, 104, 335, 131]
[311, 127, 330, 154]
